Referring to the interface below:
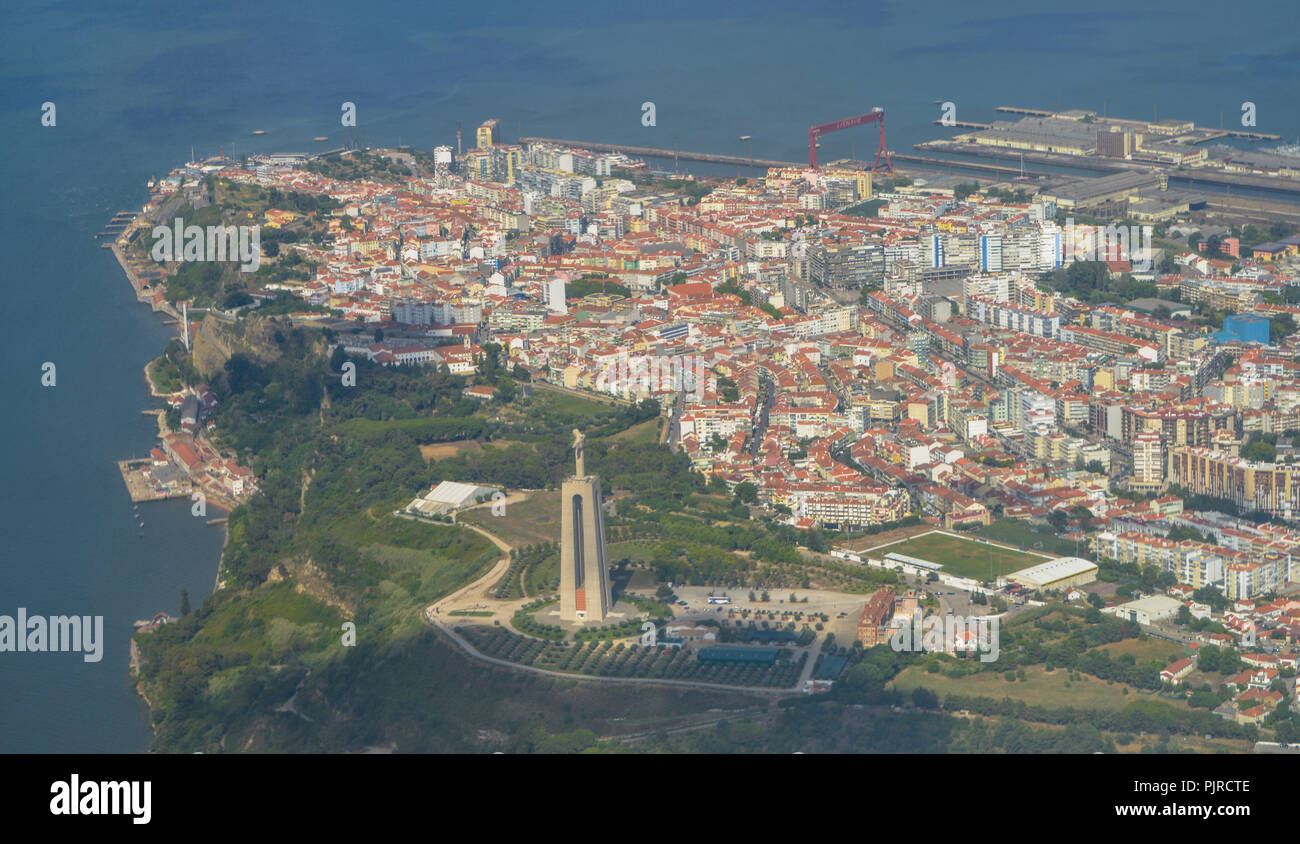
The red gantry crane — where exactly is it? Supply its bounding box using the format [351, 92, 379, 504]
[808, 107, 893, 173]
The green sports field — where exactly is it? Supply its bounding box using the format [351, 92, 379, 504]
[870, 531, 1051, 580]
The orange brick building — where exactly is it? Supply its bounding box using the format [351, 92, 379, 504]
[857, 587, 896, 646]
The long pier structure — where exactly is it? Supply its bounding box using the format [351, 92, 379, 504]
[519, 137, 801, 169]
[95, 210, 138, 239]
[918, 139, 1300, 196]
[519, 135, 1048, 181]
[993, 105, 1280, 141]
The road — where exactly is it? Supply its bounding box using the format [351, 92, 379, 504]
[667, 391, 684, 451]
[423, 608, 815, 696]
[421, 506, 821, 695]
[747, 371, 775, 458]
[416, 492, 535, 625]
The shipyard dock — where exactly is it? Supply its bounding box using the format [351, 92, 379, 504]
[519, 136, 801, 169]
[118, 457, 193, 503]
[992, 106, 1281, 141]
[518, 136, 1034, 180]
[917, 138, 1300, 196]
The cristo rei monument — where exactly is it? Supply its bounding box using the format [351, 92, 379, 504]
[559, 428, 613, 623]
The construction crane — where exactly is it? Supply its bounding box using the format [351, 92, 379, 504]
[808, 107, 892, 173]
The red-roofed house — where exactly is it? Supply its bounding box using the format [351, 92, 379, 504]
[1160, 657, 1195, 686]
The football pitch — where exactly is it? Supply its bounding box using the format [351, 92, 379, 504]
[870, 531, 1051, 580]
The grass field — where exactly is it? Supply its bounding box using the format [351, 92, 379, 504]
[974, 519, 1077, 558]
[531, 388, 618, 417]
[871, 531, 1050, 580]
[418, 439, 533, 461]
[890, 663, 1183, 711]
[460, 491, 560, 549]
[1096, 638, 1189, 664]
[606, 417, 660, 445]
[608, 539, 660, 564]
[418, 440, 483, 461]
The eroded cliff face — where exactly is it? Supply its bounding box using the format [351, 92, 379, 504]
[192, 313, 316, 380]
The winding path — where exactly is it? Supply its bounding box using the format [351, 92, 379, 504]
[421, 507, 819, 696]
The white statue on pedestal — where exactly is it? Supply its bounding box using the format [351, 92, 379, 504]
[572, 428, 585, 477]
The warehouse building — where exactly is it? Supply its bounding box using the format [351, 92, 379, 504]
[405, 480, 501, 517]
[1105, 595, 1183, 626]
[1038, 170, 1166, 211]
[1007, 556, 1099, 591]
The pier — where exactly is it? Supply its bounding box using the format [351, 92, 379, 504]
[95, 210, 137, 239]
[932, 120, 992, 130]
[518, 137, 801, 169]
[892, 153, 1037, 178]
[1220, 129, 1283, 141]
[514, 134, 1077, 187]
[521, 136, 1057, 181]
[515, 133, 1300, 221]
[992, 105, 1279, 140]
[918, 139, 1300, 196]
[118, 458, 193, 504]
[995, 106, 1054, 117]
[916, 139, 1131, 174]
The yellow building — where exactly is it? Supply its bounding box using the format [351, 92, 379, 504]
[821, 167, 872, 201]
[1172, 447, 1300, 517]
[263, 209, 302, 229]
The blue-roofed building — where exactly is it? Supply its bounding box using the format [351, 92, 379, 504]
[1214, 314, 1270, 346]
[739, 628, 798, 644]
[813, 654, 849, 680]
[697, 646, 779, 665]
[658, 322, 689, 341]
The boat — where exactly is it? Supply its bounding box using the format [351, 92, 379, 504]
[313, 136, 328, 142]
[252, 129, 266, 135]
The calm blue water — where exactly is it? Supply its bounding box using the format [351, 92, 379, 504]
[0, 0, 1295, 752]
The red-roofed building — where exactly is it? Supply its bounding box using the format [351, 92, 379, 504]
[856, 588, 896, 647]
[1160, 657, 1195, 686]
